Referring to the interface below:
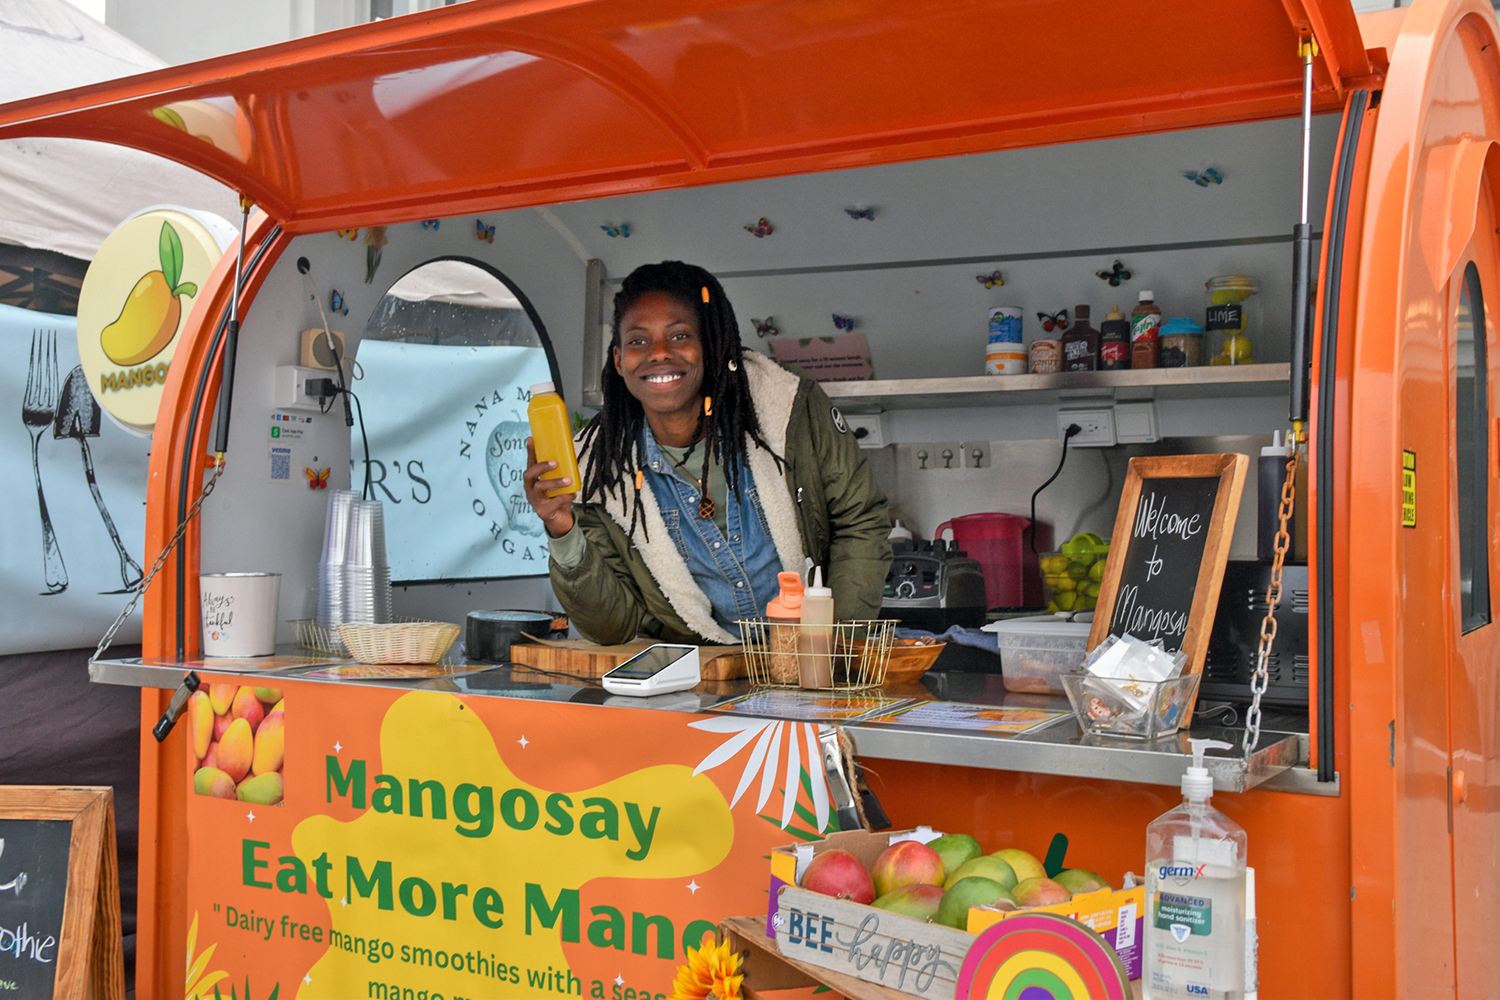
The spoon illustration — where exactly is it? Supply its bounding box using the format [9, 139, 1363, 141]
[54, 365, 144, 591]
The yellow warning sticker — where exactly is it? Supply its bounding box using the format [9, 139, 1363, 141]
[1401, 450, 1417, 527]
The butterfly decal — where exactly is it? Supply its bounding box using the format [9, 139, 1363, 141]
[975, 270, 1004, 289]
[600, 223, 631, 238]
[421, 219, 440, 230]
[1096, 260, 1132, 286]
[330, 289, 348, 316]
[751, 317, 779, 338]
[305, 467, 330, 490]
[744, 217, 774, 238]
[844, 207, 876, 221]
[475, 219, 495, 244]
[1184, 167, 1223, 187]
[832, 314, 856, 331]
[1036, 309, 1068, 333]
[336, 229, 358, 241]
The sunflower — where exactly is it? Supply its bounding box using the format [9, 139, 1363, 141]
[668, 932, 744, 1000]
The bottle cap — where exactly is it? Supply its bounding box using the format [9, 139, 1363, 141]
[887, 519, 913, 542]
[531, 381, 556, 395]
[805, 566, 832, 598]
[766, 571, 805, 617]
[1106, 305, 1125, 321]
[1183, 738, 1233, 802]
[1138, 290, 1155, 302]
[1073, 304, 1090, 319]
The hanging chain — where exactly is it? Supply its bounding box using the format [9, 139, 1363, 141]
[92, 461, 226, 664]
[1244, 439, 1300, 754]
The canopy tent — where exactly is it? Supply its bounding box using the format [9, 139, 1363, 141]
[0, 0, 238, 266]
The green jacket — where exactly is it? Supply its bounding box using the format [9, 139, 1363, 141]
[551, 352, 892, 645]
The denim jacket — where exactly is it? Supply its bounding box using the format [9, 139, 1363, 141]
[641, 426, 784, 639]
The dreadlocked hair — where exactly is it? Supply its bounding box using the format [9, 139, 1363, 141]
[578, 260, 780, 542]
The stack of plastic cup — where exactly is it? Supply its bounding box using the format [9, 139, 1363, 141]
[316, 490, 359, 629]
[342, 499, 392, 624]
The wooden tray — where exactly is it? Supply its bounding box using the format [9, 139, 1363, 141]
[508, 638, 746, 680]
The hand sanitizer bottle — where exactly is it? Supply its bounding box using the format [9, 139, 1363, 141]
[1144, 739, 1248, 999]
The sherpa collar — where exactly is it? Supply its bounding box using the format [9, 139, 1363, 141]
[576, 352, 807, 643]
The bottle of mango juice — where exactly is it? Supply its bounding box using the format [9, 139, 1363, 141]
[528, 382, 581, 499]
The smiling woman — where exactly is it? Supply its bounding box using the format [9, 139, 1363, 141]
[525, 260, 892, 647]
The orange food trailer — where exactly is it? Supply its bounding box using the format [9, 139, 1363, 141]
[1, 0, 1496, 996]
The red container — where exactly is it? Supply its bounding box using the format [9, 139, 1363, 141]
[934, 513, 1052, 609]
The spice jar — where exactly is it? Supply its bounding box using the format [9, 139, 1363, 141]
[1158, 317, 1204, 368]
[1205, 275, 1260, 365]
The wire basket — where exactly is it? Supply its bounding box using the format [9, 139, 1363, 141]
[736, 619, 896, 690]
[336, 621, 461, 665]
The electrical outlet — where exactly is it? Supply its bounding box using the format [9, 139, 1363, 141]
[274, 365, 327, 411]
[912, 441, 962, 471]
[1058, 408, 1116, 447]
[962, 441, 990, 468]
[842, 412, 888, 448]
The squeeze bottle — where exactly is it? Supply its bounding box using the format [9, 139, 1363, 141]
[528, 382, 581, 499]
[765, 571, 805, 685]
[1144, 739, 1249, 1000]
[798, 567, 835, 689]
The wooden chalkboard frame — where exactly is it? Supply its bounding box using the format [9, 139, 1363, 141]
[0, 786, 124, 1000]
[1087, 454, 1249, 724]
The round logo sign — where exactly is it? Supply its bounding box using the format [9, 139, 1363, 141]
[76, 207, 231, 434]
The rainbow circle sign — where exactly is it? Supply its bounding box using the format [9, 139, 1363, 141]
[76, 207, 233, 434]
[954, 911, 1132, 1000]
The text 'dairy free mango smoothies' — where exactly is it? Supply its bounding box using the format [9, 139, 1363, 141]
[528, 381, 581, 499]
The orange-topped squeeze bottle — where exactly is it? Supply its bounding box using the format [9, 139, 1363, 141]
[527, 381, 581, 499]
[765, 571, 805, 685]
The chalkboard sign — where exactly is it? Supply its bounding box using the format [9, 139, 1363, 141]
[1088, 454, 1248, 722]
[0, 788, 123, 1000]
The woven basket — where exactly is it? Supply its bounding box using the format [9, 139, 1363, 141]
[336, 621, 460, 665]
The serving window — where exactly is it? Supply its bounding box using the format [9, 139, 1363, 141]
[1455, 261, 1491, 633]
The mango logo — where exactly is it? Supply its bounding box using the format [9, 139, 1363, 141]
[100, 221, 198, 367]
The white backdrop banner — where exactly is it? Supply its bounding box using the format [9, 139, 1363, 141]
[356, 340, 555, 581]
[0, 304, 151, 654]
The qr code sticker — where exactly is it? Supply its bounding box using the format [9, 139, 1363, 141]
[270, 446, 292, 481]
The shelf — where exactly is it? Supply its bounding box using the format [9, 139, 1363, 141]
[821, 362, 1290, 411]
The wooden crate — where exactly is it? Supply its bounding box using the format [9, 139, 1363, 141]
[508, 638, 745, 680]
[772, 886, 974, 1000]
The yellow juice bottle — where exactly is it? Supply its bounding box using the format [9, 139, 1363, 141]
[528, 381, 581, 499]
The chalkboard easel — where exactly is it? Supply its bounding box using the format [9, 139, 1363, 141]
[1087, 454, 1249, 726]
[0, 787, 124, 1000]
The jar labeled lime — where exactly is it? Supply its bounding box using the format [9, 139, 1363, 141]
[1204, 275, 1260, 365]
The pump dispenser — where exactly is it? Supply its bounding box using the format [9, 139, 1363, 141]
[1144, 739, 1251, 1000]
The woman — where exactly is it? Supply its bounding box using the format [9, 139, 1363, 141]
[524, 260, 892, 645]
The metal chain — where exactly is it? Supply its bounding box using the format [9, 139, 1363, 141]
[92, 461, 226, 664]
[1244, 440, 1299, 754]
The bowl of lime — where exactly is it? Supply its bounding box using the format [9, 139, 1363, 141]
[1040, 532, 1110, 614]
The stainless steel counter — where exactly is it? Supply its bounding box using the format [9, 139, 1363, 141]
[91, 649, 1323, 796]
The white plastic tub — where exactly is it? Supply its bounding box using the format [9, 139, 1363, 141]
[982, 616, 1092, 694]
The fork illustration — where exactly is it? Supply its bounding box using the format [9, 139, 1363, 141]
[23, 329, 66, 594]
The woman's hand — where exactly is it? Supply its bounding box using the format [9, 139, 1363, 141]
[523, 437, 577, 538]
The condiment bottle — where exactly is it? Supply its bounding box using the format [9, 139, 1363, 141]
[798, 567, 835, 689]
[1099, 305, 1131, 370]
[765, 571, 805, 685]
[527, 382, 581, 498]
[1131, 291, 1162, 369]
[1145, 739, 1250, 999]
[1060, 304, 1099, 371]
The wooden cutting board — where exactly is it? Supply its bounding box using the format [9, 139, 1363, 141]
[508, 638, 746, 680]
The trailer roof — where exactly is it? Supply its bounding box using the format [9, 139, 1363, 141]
[0, 0, 1380, 231]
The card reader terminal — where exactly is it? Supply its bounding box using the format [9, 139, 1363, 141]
[600, 643, 701, 696]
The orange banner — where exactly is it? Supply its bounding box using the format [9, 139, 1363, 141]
[182, 677, 835, 1000]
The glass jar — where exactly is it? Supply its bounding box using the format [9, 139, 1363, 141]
[1205, 275, 1260, 365]
[1157, 317, 1204, 368]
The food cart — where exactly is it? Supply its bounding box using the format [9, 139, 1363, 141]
[0, 0, 1494, 996]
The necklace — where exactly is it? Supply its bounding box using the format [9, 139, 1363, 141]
[668, 447, 715, 520]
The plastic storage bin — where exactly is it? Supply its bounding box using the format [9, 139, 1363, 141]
[983, 616, 1091, 694]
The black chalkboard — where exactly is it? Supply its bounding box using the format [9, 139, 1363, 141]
[1106, 476, 1223, 651]
[0, 819, 73, 998]
[1088, 454, 1249, 725]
